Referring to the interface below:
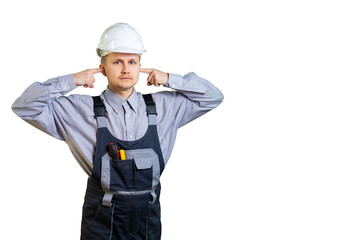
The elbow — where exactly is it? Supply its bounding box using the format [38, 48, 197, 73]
[211, 88, 224, 109]
[215, 94, 224, 109]
[11, 99, 22, 117]
[217, 90, 224, 105]
[11, 98, 32, 118]
[200, 89, 224, 109]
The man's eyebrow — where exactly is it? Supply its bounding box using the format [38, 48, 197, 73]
[112, 58, 137, 62]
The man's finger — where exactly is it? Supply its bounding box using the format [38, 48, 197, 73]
[89, 68, 104, 74]
[140, 68, 154, 74]
[147, 71, 156, 83]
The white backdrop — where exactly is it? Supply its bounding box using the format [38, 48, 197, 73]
[1, 0, 360, 239]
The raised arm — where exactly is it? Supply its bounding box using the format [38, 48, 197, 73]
[11, 68, 103, 140]
[140, 68, 224, 128]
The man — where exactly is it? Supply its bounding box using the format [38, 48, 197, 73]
[12, 23, 223, 240]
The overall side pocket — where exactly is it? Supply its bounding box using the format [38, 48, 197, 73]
[126, 149, 160, 190]
[133, 156, 153, 189]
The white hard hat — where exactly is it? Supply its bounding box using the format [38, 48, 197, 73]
[96, 23, 146, 57]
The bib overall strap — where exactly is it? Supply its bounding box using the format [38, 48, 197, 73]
[92, 96, 107, 128]
[142, 94, 157, 125]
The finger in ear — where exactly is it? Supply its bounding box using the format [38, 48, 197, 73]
[99, 64, 107, 76]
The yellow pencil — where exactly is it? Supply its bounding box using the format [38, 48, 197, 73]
[119, 149, 126, 160]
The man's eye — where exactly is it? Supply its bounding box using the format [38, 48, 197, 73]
[130, 61, 136, 64]
[114, 61, 120, 64]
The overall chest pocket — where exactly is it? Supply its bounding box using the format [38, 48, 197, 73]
[102, 149, 159, 191]
[110, 158, 153, 190]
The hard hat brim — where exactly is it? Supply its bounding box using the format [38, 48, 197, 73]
[97, 47, 146, 57]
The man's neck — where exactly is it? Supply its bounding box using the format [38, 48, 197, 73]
[109, 86, 134, 100]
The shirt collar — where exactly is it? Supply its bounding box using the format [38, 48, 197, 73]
[103, 87, 138, 114]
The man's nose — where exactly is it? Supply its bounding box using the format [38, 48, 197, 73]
[121, 64, 130, 73]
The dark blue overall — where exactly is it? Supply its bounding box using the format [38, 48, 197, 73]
[80, 94, 165, 240]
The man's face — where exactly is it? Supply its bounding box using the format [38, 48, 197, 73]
[100, 52, 141, 94]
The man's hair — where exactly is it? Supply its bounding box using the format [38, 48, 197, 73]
[101, 55, 107, 65]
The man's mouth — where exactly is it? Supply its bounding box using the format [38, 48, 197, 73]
[119, 76, 132, 80]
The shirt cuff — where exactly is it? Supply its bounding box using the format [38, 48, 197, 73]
[166, 72, 206, 94]
[166, 73, 185, 89]
[58, 74, 77, 93]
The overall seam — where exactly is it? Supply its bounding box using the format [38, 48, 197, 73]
[109, 205, 115, 240]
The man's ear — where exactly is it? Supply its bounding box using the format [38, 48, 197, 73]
[99, 64, 107, 77]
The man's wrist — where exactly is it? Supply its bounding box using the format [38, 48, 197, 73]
[166, 73, 184, 89]
[59, 74, 78, 92]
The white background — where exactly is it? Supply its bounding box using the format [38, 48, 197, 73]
[1, 0, 360, 239]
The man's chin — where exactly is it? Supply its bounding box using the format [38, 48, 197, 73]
[109, 84, 135, 92]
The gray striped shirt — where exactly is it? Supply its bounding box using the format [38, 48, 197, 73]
[12, 72, 224, 175]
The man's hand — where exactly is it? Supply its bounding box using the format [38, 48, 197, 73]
[140, 68, 169, 87]
[73, 68, 104, 88]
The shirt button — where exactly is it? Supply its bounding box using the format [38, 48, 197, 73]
[172, 84, 176, 87]
[127, 114, 130, 118]
[129, 135, 133, 139]
[67, 85, 71, 89]
[115, 110, 119, 113]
